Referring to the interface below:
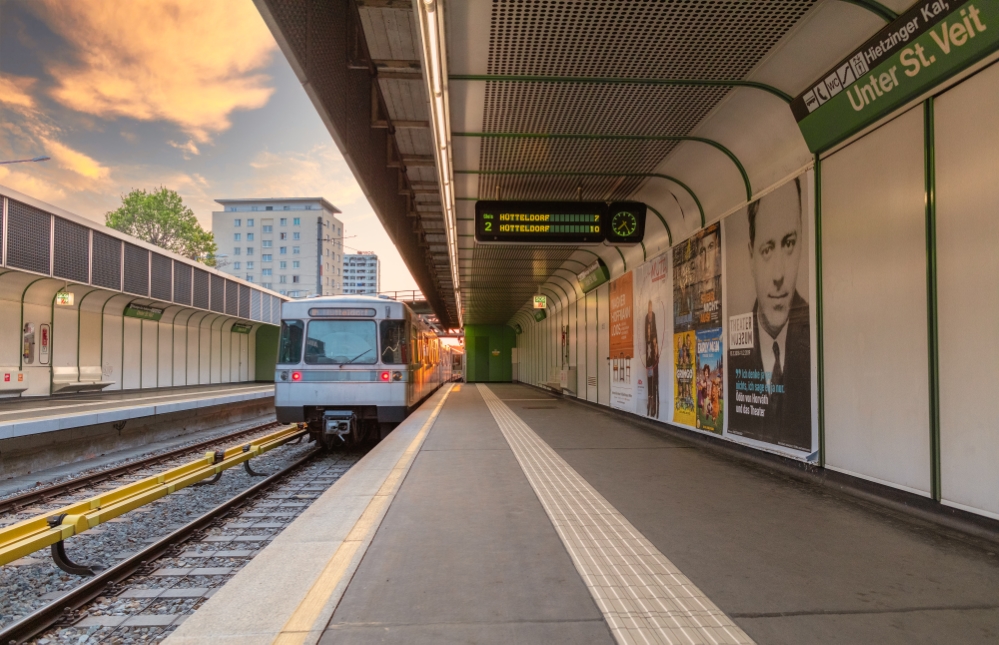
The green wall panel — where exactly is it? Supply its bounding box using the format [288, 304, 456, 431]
[464, 324, 516, 382]
[254, 325, 280, 382]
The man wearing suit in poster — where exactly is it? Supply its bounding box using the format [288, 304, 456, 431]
[729, 178, 812, 452]
[644, 300, 659, 417]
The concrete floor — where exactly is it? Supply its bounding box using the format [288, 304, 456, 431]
[328, 384, 999, 644]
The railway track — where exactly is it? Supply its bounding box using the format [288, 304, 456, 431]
[0, 420, 285, 516]
[0, 446, 364, 644]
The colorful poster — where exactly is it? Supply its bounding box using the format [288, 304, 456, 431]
[672, 222, 723, 429]
[696, 327, 724, 434]
[609, 273, 635, 412]
[673, 330, 696, 426]
[634, 252, 672, 420]
[725, 174, 814, 454]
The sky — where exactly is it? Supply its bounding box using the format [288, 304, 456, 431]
[0, 0, 419, 292]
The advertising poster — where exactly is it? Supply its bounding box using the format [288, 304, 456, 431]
[609, 273, 635, 412]
[696, 327, 723, 433]
[672, 222, 723, 429]
[673, 330, 696, 426]
[634, 252, 672, 420]
[725, 174, 814, 454]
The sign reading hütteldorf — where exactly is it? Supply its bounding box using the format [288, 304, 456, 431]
[792, 1, 999, 152]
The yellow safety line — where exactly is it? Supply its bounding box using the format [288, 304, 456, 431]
[0, 425, 305, 567]
[272, 385, 453, 645]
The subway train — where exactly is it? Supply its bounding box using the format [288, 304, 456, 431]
[274, 295, 459, 448]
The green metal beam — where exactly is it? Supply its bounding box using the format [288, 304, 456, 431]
[647, 204, 674, 245]
[449, 74, 793, 103]
[456, 169, 705, 226]
[837, 0, 898, 22]
[455, 131, 752, 202]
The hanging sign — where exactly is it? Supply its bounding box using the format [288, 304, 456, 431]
[55, 291, 74, 306]
[474, 201, 646, 245]
[231, 323, 253, 334]
[533, 295, 547, 309]
[123, 302, 164, 321]
[534, 309, 548, 322]
[792, 1, 999, 152]
[514, 323, 523, 334]
[577, 258, 610, 294]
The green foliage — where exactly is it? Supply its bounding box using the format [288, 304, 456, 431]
[105, 187, 218, 265]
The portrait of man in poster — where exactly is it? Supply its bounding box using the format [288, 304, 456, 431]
[644, 300, 659, 417]
[728, 177, 812, 452]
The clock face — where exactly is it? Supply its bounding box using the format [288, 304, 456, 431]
[612, 210, 638, 238]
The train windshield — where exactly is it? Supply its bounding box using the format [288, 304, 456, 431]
[277, 320, 304, 364]
[380, 320, 409, 364]
[305, 320, 378, 365]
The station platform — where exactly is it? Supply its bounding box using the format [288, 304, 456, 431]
[0, 383, 274, 440]
[166, 383, 999, 645]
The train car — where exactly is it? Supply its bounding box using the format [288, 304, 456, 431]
[274, 295, 450, 448]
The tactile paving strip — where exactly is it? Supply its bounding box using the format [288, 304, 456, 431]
[478, 384, 753, 645]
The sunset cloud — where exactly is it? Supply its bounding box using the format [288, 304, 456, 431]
[33, 0, 277, 142]
[0, 74, 36, 108]
[247, 145, 367, 207]
[41, 137, 110, 180]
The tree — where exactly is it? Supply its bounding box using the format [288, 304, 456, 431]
[105, 187, 219, 266]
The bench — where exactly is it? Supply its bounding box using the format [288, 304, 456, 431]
[52, 366, 115, 394]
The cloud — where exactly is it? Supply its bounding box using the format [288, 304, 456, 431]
[0, 74, 36, 108]
[40, 137, 110, 180]
[246, 145, 366, 207]
[169, 139, 200, 157]
[32, 0, 277, 143]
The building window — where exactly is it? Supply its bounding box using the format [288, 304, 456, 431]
[263, 282, 272, 289]
[293, 246, 300, 254]
[246, 233, 254, 241]
[234, 218, 241, 226]
[262, 268, 272, 276]
[266, 206, 273, 211]
[280, 218, 287, 226]
[280, 290, 287, 295]
[263, 225, 273, 233]
[293, 261, 300, 269]
[280, 247, 287, 255]
[246, 247, 254, 256]
[247, 218, 254, 226]
[293, 217, 300, 225]
[233, 248, 241, 255]
[284, 205, 290, 210]
[246, 275, 254, 282]
[234, 233, 241, 241]
[279, 232, 287, 240]
[262, 240, 272, 248]
[246, 261, 254, 269]
[279, 275, 287, 284]
[280, 261, 287, 269]
[293, 232, 300, 240]
[262, 254, 272, 262]
[234, 261, 241, 270]
[292, 275, 299, 283]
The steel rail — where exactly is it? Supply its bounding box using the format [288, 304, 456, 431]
[0, 448, 320, 645]
[0, 425, 305, 567]
[0, 420, 282, 515]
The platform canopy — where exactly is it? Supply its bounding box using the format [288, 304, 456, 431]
[254, 0, 910, 328]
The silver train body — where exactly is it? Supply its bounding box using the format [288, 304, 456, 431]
[274, 295, 461, 446]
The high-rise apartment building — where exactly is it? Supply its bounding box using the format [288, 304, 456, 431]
[212, 198, 344, 298]
[343, 253, 380, 295]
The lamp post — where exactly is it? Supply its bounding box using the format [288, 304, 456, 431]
[0, 156, 50, 165]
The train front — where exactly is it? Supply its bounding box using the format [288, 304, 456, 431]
[274, 296, 412, 448]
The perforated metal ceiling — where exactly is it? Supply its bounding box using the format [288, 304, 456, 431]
[463, 0, 818, 325]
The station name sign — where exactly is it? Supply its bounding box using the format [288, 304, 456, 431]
[123, 302, 164, 321]
[792, 1, 999, 152]
[475, 201, 646, 245]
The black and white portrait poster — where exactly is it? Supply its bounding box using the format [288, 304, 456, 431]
[724, 172, 817, 457]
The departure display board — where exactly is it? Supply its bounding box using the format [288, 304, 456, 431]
[474, 201, 646, 245]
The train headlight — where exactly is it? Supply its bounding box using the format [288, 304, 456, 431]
[391, 371, 402, 381]
[280, 371, 289, 381]
[291, 371, 302, 381]
[380, 371, 391, 382]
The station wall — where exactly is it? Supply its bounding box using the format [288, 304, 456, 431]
[514, 60, 999, 521]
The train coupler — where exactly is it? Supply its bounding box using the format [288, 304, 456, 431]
[323, 410, 356, 444]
